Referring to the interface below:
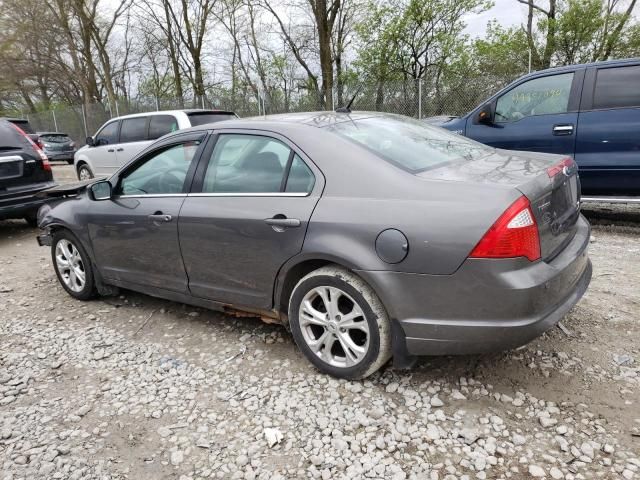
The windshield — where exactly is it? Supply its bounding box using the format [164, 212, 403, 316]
[325, 115, 492, 172]
[40, 134, 71, 143]
[187, 112, 236, 127]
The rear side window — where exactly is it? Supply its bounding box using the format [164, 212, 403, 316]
[200, 134, 314, 194]
[187, 112, 236, 127]
[95, 121, 119, 145]
[593, 65, 640, 109]
[202, 134, 290, 193]
[120, 117, 149, 143]
[149, 115, 179, 140]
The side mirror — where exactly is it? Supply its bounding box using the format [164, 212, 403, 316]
[85, 136, 95, 147]
[477, 104, 494, 124]
[89, 181, 112, 201]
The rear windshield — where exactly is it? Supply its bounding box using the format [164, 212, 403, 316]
[325, 115, 491, 172]
[8, 119, 35, 134]
[40, 133, 71, 143]
[187, 112, 236, 127]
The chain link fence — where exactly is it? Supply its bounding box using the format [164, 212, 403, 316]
[23, 75, 517, 146]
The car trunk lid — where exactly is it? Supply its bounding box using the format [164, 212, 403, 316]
[417, 149, 581, 261]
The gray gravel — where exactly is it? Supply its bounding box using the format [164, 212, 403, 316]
[0, 165, 638, 479]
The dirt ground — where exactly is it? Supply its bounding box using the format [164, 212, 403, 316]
[0, 163, 638, 480]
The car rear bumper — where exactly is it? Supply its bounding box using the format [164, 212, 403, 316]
[0, 183, 56, 219]
[358, 214, 592, 356]
[45, 151, 75, 161]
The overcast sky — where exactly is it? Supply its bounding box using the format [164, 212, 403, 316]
[464, 0, 528, 37]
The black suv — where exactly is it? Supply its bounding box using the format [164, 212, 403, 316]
[0, 119, 55, 226]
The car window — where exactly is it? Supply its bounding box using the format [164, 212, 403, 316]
[187, 112, 236, 127]
[149, 115, 179, 140]
[40, 134, 71, 143]
[495, 73, 574, 123]
[9, 120, 35, 134]
[285, 154, 315, 193]
[202, 134, 291, 193]
[120, 117, 148, 143]
[95, 121, 119, 145]
[593, 65, 640, 109]
[327, 115, 491, 173]
[117, 140, 201, 196]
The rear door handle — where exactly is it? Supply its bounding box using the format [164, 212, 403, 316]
[265, 217, 301, 228]
[116, 148, 124, 152]
[553, 124, 574, 136]
[148, 213, 172, 222]
[107, 148, 115, 152]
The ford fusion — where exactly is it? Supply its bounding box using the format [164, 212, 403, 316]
[37, 112, 592, 379]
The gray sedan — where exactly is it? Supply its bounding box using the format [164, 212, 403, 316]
[36, 112, 592, 379]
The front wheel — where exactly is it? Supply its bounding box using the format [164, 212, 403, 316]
[288, 266, 392, 379]
[77, 164, 93, 180]
[51, 230, 96, 300]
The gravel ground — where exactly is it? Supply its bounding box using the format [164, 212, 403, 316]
[0, 164, 638, 480]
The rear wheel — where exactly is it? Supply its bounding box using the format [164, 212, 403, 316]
[66, 159, 74, 165]
[51, 230, 96, 300]
[288, 266, 392, 379]
[77, 164, 93, 180]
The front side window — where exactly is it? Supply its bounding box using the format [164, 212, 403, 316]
[117, 140, 201, 195]
[95, 121, 119, 146]
[202, 134, 291, 193]
[495, 73, 574, 123]
[119, 117, 148, 143]
[593, 65, 640, 109]
[149, 115, 179, 140]
[326, 115, 491, 172]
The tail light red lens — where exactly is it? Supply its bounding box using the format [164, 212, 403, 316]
[547, 157, 574, 178]
[469, 196, 541, 262]
[10, 123, 51, 171]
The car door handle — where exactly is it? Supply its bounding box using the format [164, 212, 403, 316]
[148, 213, 172, 222]
[553, 124, 574, 136]
[107, 148, 115, 152]
[264, 217, 301, 228]
[116, 148, 124, 152]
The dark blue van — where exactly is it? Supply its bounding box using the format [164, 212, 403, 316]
[435, 58, 640, 196]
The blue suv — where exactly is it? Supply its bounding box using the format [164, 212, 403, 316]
[435, 58, 640, 196]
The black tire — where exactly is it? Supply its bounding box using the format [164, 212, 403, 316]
[288, 265, 392, 379]
[77, 164, 93, 181]
[51, 230, 97, 300]
[66, 159, 74, 165]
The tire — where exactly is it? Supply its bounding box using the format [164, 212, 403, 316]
[288, 265, 392, 379]
[51, 230, 96, 300]
[66, 159, 74, 165]
[77, 164, 93, 181]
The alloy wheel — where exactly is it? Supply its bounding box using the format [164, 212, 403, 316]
[298, 286, 370, 368]
[55, 239, 86, 292]
[78, 166, 92, 180]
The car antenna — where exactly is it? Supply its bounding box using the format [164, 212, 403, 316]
[335, 85, 363, 114]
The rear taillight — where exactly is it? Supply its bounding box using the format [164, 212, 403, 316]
[547, 157, 574, 178]
[469, 196, 541, 262]
[10, 123, 51, 170]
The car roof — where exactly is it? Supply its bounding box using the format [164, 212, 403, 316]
[521, 57, 640, 78]
[108, 109, 236, 121]
[175, 110, 388, 134]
